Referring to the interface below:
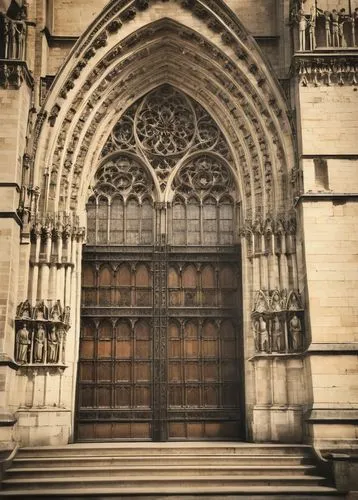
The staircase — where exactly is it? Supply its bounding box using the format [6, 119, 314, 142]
[0, 442, 343, 498]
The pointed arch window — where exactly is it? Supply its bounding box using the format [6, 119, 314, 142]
[86, 154, 154, 246]
[171, 155, 237, 246]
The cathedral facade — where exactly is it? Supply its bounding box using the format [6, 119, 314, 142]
[0, 0, 357, 451]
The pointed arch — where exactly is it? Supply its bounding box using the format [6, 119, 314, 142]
[29, 1, 295, 226]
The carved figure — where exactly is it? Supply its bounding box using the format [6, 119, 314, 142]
[354, 9, 358, 47]
[63, 306, 71, 325]
[323, 11, 332, 47]
[3, 15, 11, 59]
[1, 16, 26, 60]
[338, 9, 347, 47]
[255, 315, 269, 353]
[349, 8, 358, 47]
[331, 10, 339, 47]
[16, 323, 31, 363]
[58, 327, 66, 364]
[297, 9, 307, 51]
[13, 20, 26, 59]
[308, 6, 316, 51]
[33, 325, 46, 363]
[272, 316, 284, 352]
[289, 314, 303, 351]
[47, 326, 59, 363]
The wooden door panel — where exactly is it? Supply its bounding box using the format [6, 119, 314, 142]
[77, 252, 243, 442]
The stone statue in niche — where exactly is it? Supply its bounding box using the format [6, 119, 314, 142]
[58, 327, 66, 364]
[33, 324, 46, 363]
[47, 326, 59, 363]
[271, 316, 284, 352]
[254, 315, 269, 353]
[289, 313, 303, 352]
[15, 323, 31, 364]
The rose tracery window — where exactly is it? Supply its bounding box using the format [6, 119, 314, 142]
[100, 84, 233, 191]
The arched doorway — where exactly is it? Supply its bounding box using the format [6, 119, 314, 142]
[75, 86, 244, 441]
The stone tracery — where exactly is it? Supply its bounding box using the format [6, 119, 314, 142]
[100, 85, 234, 192]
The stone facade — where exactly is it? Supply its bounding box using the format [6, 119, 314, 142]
[0, 0, 357, 451]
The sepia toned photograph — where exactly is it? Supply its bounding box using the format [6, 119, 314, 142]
[0, 0, 357, 497]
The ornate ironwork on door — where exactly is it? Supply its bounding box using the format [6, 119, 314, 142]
[76, 85, 244, 441]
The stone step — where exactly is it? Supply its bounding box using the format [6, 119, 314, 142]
[0, 485, 343, 498]
[16, 443, 313, 458]
[12, 454, 312, 468]
[1, 474, 329, 490]
[6, 464, 318, 479]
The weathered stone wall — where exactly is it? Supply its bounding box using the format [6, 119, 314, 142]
[295, 58, 358, 447]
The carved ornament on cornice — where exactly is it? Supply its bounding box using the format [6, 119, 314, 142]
[293, 53, 358, 86]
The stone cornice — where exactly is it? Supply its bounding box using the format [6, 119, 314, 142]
[0, 353, 20, 371]
[0, 59, 34, 90]
[42, 27, 79, 46]
[294, 193, 358, 207]
[292, 52, 358, 87]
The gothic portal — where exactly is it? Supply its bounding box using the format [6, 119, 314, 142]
[76, 86, 244, 441]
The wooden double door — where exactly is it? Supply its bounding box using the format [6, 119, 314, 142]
[76, 245, 244, 441]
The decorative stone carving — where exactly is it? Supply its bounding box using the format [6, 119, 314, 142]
[38, 15, 290, 219]
[291, 2, 358, 51]
[0, 60, 33, 89]
[33, 325, 46, 363]
[173, 155, 234, 198]
[15, 323, 31, 364]
[136, 86, 196, 156]
[272, 315, 285, 352]
[101, 85, 232, 191]
[93, 154, 153, 198]
[254, 315, 269, 353]
[15, 300, 71, 366]
[295, 56, 358, 87]
[47, 327, 59, 363]
[252, 289, 305, 354]
[289, 313, 303, 351]
[0, 13, 27, 60]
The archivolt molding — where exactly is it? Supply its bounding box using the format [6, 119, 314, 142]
[27, 0, 296, 229]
